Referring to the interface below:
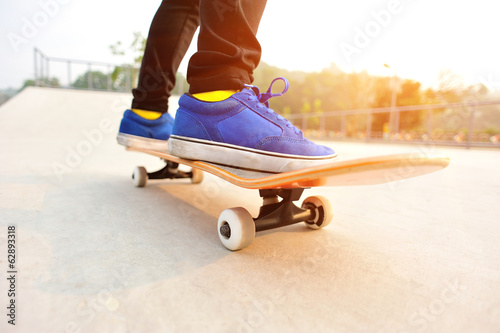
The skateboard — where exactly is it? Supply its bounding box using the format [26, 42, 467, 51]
[127, 147, 449, 251]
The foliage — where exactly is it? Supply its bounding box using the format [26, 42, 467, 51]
[21, 77, 60, 90]
[0, 88, 16, 106]
[106, 33, 498, 137]
[109, 31, 147, 88]
[253, 62, 495, 135]
[110, 31, 146, 66]
[72, 71, 110, 90]
[109, 32, 188, 94]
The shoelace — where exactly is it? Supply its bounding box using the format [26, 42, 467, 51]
[244, 77, 301, 135]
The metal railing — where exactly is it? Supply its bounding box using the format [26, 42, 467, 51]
[33, 48, 138, 91]
[32, 48, 500, 148]
[287, 100, 500, 148]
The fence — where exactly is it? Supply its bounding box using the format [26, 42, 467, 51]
[287, 100, 500, 148]
[33, 48, 138, 91]
[33, 48, 500, 148]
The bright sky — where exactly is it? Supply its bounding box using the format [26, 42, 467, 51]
[1, 0, 499, 91]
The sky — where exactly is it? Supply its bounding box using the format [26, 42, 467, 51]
[1, 0, 499, 91]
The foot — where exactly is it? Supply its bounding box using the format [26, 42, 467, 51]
[169, 78, 337, 173]
[117, 110, 173, 151]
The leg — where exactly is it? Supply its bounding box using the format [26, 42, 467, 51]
[187, 0, 267, 93]
[132, 0, 200, 113]
[117, 0, 199, 150]
[168, 0, 338, 172]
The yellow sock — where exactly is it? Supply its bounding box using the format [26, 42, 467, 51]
[131, 108, 162, 120]
[192, 90, 239, 102]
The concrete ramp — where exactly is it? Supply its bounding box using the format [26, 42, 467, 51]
[0, 87, 499, 332]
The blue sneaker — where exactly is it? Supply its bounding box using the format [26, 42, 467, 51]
[117, 110, 173, 151]
[169, 78, 337, 173]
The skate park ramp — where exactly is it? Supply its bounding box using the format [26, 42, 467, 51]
[0, 86, 499, 332]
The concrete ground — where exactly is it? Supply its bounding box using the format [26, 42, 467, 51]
[0, 87, 499, 332]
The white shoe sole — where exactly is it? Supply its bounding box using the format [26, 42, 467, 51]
[168, 135, 337, 173]
[117, 133, 169, 151]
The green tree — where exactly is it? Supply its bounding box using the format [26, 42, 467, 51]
[110, 31, 146, 66]
[20, 77, 60, 90]
[72, 71, 110, 90]
[109, 32, 190, 94]
[109, 66, 139, 91]
[109, 32, 146, 89]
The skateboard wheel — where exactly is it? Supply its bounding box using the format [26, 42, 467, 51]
[217, 207, 255, 251]
[301, 195, 333, 230]
[191, 168, 204, 184]
[132, 166, 148, 187]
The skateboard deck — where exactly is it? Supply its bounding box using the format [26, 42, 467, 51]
[127, 147, 449, 189]
[126, 146, 449, 251]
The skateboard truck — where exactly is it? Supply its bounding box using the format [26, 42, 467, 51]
[131, 160, 204, 187]
[254, 188, 315, 232]
[127, 147, 449, 251]
[130, 158, 332, 251]
[217, 188, 333, 251]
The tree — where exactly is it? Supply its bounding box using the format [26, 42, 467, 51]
[110, 31, 146, 66]
[434, 69, 466, 103]
[0, 93, 11, 106]
[20, 77, 60, 90]
[109, 32, 146, 89]
[109, 66, 139, 91]
[397, 79, 423, 131]
[109, 32, 191, 94]
[72, 71, 110, 90]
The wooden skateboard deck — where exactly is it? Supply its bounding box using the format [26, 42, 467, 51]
[126, 146, 449, 251]
[127, 147, 450, 189]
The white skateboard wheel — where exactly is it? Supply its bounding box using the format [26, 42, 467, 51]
[217, 207, 255, 251]
[301, 195, 333, 229]
[132, 166, 148, 187]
